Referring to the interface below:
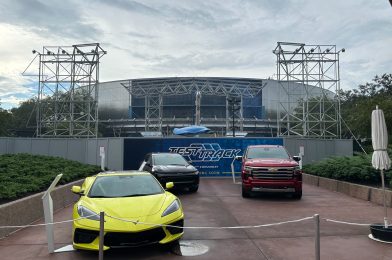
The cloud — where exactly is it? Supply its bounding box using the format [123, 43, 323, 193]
[96, 0, 159, 15]
[0, 76, 32, 95]
[0, 0, 391, 107]
[127, 31, 156, 39]
[0, 73, 36, 109]
[0, 76, 9, 82]
[0, 0, 101, 40]
[0, 95, 27, 108]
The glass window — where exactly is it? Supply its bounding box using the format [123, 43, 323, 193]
[246, 147, 290, 159]
[88, 175, 163, 198]
[153, 153, 188, 166]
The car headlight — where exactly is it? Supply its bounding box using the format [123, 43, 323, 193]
[162, 199, 180, 217]
[293, 166, 302, 181]
[244, 166, 252, 174]
[194, 171, 199, 175]
[77, 205, 100, 221]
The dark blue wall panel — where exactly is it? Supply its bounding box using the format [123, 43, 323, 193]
[124, 138, 283, 176]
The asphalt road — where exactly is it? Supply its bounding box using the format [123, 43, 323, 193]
[0, 178, 391, 260]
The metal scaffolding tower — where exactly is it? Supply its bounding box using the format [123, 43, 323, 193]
[195, 91, 201, 125]
[273, 42, 343, 138]
[121, 77, 265, 133]
[34, 43, 106, 137]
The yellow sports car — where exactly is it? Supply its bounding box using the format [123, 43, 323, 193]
[71, 171, 184, 250]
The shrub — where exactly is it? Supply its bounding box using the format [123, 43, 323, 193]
[303, 153, 392, 188]
[303, 151, 392, 188]
[0, 154, 101, 201]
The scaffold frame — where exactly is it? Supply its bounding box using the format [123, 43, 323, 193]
[34, 43, 106, 137]
[273, 42, 342, 138]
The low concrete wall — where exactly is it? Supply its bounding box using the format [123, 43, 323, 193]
[303, 173, 392, 207]
[318, 177, 338, 192]
[370, 188, 392, 207]
[0, 179, 82, 238]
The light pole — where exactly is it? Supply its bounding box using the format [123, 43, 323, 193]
[227, 97, 241, 137]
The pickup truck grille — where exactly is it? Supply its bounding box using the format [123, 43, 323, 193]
[249, 167, 294, 180]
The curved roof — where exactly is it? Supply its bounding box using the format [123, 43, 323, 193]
[119, 77, 266, 98]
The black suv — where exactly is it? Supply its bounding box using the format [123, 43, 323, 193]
[141, 153, 200, 192]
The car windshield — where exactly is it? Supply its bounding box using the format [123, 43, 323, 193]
[246, 147, 290, 159]
[88, 175, 163, 198]
[153, 153, 188, 166]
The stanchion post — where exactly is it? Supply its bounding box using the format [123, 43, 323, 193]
[42, 173, 63, 254]
[99, 212, 104, 260]
[314, 214, 320, 260]
[299, 145, 304, 170]
[230, 158, 236, 184]
[100, 146, 105, 171]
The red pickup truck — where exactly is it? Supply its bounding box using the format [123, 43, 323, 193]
[236, 145, 302, 199]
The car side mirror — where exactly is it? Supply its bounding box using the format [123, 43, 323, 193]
[235, 155, 243, 161]
[165, 182, 174, 190]
[71, 185, 84, 195]
[293, 156, 301, 162]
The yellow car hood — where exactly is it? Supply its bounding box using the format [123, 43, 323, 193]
[83, 193, 168, 218]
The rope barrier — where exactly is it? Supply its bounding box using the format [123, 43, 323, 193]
[0, 215, 374, 229]
[323, 218, 371, 226]
[0, 215, 98, 229]
[104, 214, 314, 229]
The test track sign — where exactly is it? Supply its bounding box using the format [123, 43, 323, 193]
[168, 143, 241, 162]
[124, 138, 283, 177]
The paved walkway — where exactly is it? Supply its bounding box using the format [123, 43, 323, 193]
[0, 179, 391, 259]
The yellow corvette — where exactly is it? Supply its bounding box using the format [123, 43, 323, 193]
[71, 171, 184, 250]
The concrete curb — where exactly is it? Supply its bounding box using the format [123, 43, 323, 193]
[303, 173, 392, 207]
[0, 179, 82, 238]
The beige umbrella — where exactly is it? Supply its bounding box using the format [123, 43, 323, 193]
[372, 106, 391, 228]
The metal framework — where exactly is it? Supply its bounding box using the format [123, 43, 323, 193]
[121, 77, 265, 133]
[195, 91, 201, 125]
[273, 42, 342, 138]
[35, 43, 106, 137]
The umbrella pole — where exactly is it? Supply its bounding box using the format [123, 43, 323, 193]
[381, 169, 389, 228]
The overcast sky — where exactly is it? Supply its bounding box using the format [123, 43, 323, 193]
[0, 0, 391, 109]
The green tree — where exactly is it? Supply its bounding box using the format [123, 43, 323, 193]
[340, 73, 392, 139]
[10, 98, 37, 136]
[0, 102, 13, 136]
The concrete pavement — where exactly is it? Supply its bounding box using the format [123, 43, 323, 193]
[0, 178, 391, 259]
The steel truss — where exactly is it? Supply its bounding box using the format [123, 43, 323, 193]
[273, 42, 342, 138]
[35, 43, 106, 137]
[121, 77, 265, 133]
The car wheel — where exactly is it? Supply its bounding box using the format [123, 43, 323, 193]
[161, 239, 180, 252]
[189, 184, 199, 192]
[242, 185, 251, 198]
[292, 190, 302, 200]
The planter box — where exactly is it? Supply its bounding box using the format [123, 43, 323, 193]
[302, 174, 319, 186]
[370, 188, 392, 207]
[0, 179, 82, 238]
[337, 181, 371, 201]
[303, 173, 391, 207]
[349, 183, 371, 201]
[318, 176, 338, 192]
